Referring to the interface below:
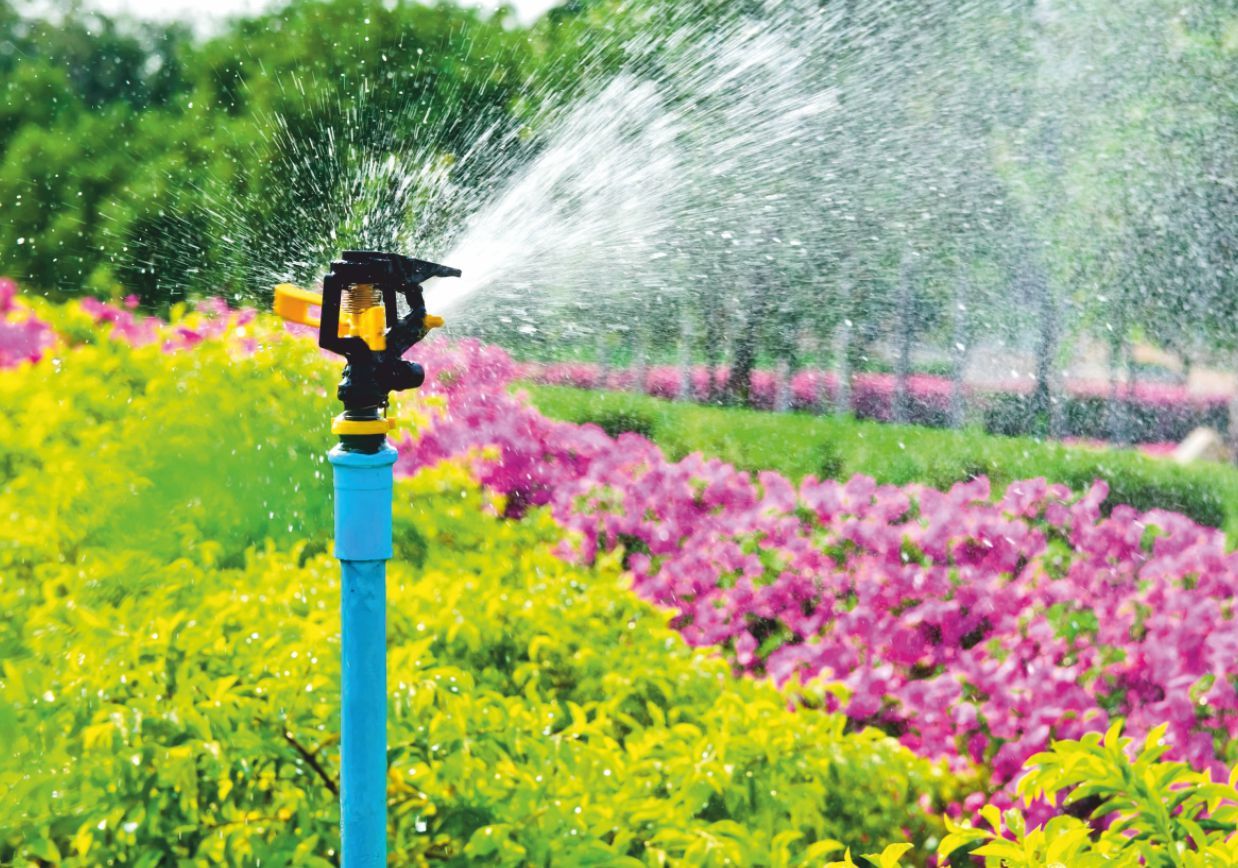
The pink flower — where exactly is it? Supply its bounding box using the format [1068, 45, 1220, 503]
[0, 277, 17, 312]
[0, 279, 55, 367]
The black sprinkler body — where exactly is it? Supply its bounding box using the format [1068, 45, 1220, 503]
[274, 250, 461, 451]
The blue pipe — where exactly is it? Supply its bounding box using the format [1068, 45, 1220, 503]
[330, 442, 398, 867]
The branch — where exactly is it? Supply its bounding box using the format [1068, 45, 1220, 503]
[283, 730, 339, 797]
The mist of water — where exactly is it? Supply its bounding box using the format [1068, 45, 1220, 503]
[143, 0, 1234, 390]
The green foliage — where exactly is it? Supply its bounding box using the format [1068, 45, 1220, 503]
[578, 407, 658, 439]
[0, 303, 335, 571]
[0, 0, 536, 301]
[0, 319, 960, 864]
[937, 723, 1238, 867]
[525, 385, 1238, 535]
[818, 723, 1238, 868]
[825, 843, 915, 868]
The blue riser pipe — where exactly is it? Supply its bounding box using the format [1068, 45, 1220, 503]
[330, 442, 398, 867]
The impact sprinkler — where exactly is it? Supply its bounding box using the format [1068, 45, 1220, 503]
[274, 250, 461, 865]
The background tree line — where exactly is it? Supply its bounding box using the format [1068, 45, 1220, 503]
[1, 0, 1235, 441]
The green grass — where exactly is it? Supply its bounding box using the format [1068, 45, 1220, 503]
[522, 384, 1238, 537]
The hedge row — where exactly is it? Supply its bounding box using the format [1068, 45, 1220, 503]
[524, 384, 1235, 535]
[523, 361, 1231, 445]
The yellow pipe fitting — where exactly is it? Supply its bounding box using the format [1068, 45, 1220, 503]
[331, 414, 396, 436]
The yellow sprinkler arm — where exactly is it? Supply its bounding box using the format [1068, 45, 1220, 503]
[273, 283, 323, 328]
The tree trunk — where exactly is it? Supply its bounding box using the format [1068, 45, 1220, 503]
[631, 331, 648, 395]
[676, 318, 694, 402]
[834, 279, 854, 416]
[703, 302, 726, 404]
[725, 319, 759, 407]
[768, 294, 799, 414]
[892, 257, 914, 424]
[1028, 260, 1060, 438]
[724, 284, 772, 407]
[595, 330, 611, 391]
[1107, 335, 1131, 445]
[774, 358, 792, 413]
[1227, 360, 1238, 462]
[949, 276, 970, 429]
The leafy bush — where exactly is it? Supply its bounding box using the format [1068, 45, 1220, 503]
[838, 724, 1238, 867]
[1, 462, 960, 865]
[0, 298, 335, 569]
[947, 723, 1238, 867]
[814, 438, 846, 480]
[580, 407, 658, 440]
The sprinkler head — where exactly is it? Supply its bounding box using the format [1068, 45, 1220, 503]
[273, 250, 461, 450]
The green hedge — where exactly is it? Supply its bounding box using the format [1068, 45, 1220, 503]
[982, 390, 1229, 445]
[524, 384, 1236, 535]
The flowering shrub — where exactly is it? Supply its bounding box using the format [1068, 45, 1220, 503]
[521, 360, 1231, 444]
[555, 461, 1238, 788]
[76, 294, 258, 353]
[0, 277, 55, 366]
[403, 345, 1238, 799]
[0, 287, 260, 368]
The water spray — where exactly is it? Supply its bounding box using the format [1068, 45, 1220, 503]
[274, 250, 460, 865]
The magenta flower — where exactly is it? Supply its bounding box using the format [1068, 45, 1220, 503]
[0, 279, 56, 367]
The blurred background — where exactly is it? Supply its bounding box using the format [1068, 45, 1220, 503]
[1, 0, 1235, 446]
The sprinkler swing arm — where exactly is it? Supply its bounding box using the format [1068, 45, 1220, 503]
[273, 250, 460, 867]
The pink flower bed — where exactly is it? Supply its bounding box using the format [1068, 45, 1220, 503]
[406, 342, 1238, 796]
[78, 294, 256, 352]
[0, 282, 259, 370]
[527, 361, 966, 421]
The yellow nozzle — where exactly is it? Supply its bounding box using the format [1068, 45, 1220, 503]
[350, 304, 387, 351]
[273, 283, 323, 328]
[274, 282, 389, 351]
[424, 314, 445, 329]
